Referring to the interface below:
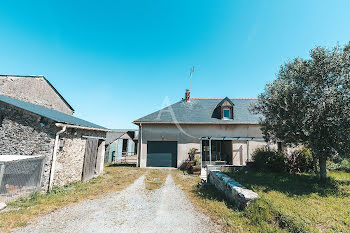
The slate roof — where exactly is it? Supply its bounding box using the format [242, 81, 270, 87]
[106, 131, 125, 145]
[134, 98, 262, 124]
[0, 94, 107, 130]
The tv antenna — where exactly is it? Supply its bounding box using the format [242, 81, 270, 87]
[189, 66, 194, 93]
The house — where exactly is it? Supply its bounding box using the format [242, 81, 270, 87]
[105, 130, 138, 163]
[0, 94, 109, 196]
[0, 75, 74, 115]
[133, 90, 277, 173]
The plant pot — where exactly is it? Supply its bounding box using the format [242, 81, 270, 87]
[192, 165, 201, 176]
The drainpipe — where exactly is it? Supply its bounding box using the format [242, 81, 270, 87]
[48, 125, 66, 192]
[138, 123, 142, 168]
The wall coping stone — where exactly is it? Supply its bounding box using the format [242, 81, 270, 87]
[208, 170, 260, 209]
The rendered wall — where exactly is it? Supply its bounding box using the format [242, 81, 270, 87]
[139, 124, 274, 168]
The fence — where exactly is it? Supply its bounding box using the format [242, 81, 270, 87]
[0, 155, 45, 203]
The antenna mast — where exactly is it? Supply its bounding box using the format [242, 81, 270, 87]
[189, 66, 194, 93]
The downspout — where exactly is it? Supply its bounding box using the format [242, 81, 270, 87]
[48, 125, 66, 192]
[138, 123, 142, 167]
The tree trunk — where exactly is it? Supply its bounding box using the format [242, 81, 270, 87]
[313, 157, 318, 173]
[319, 156, 327, 180]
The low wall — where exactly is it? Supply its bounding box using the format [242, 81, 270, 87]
[208, 170, 259, 209]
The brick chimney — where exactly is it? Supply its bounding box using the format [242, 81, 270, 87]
[185, 89, 190, 102]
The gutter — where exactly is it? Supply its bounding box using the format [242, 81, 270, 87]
[55, 123, 110, 132]
[132, 121, 260, 125]
[48, 125, 66, 192]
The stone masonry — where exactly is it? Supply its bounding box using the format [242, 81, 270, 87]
[0, 102, 106, 192]
[0, 75, 74, 115]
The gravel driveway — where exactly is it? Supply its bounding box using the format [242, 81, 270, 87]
[15, 174, 220, 233]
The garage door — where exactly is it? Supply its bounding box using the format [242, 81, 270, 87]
[147, 141, 177, 167]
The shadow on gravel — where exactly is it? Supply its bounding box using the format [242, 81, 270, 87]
[107, 164, 136, 168]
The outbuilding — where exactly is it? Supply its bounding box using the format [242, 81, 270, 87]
[0, 94, 109, 200]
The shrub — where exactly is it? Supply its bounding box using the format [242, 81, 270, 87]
[287, 147, 314, 173]
[252, 148, 287, 172]
[336, 159, 350, 172]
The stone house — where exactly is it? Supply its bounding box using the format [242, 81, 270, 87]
[133, 91, 279, 176]
[0, 94, 109, 193]
[0, 74, 74, 115]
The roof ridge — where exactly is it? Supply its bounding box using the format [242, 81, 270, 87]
[0, 74, 44, 78]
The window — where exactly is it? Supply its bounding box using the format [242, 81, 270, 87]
[223, 108, 231, 119]
[122, 139, 128, 153]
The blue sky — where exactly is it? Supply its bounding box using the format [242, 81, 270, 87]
[0, 0, 349, 129]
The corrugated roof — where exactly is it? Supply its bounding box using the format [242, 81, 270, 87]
[0, 94, 107, 130]
[134, 98, 262, 124]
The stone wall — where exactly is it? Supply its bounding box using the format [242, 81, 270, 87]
[0, 102, 107, 191]
[0, 75, 74, 115]
[0, 102, 56, 191]
[208, 170, 259, 209]
[53, 129, 106, 187]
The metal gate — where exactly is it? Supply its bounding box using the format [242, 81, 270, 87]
[82, 138, 98, 182]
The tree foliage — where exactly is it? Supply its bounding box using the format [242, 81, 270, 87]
[252, 43, 350, 179]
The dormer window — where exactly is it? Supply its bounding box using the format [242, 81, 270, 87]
[212, 97, 234, 120]
[223, 108, 231, 119]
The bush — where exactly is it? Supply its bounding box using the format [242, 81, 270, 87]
[252, 148, 287, 172]
[287, 147, 314, 173]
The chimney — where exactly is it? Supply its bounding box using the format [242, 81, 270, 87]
[185, 89, 190, 102]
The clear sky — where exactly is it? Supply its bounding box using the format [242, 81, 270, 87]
[0, 0, 349, 129]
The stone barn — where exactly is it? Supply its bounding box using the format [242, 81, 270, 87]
[0, 74, 75, 115]
[0, 94, 109, 196]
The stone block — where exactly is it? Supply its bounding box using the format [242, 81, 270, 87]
[208, 170, 259, 209]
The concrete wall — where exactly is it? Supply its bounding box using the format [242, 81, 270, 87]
[208, 170, 259, 209]
[139, 123, 275, 168]
[0, 75, 73, 115]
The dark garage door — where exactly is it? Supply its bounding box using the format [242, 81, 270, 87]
[147, 141, 177, 167]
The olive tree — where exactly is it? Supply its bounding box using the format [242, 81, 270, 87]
[252, 44, 350, 179]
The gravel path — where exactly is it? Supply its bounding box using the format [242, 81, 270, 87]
[15, 174, 221, 233]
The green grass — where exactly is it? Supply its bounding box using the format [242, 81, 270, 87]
[228, 170, 350, 232]
[0, 164, 146, 233]
[172, 170, 350, 233]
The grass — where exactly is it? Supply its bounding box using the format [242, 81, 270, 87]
[0, 164, 146, 233]
[172, 169, 350, 233]
[144, 169, 169, 190]
[228, 170, 350, 233]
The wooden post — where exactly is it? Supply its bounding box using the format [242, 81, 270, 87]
[246, 140, 250, 162]
[200, 138, 203, 169]
[209, 138, 212, 165]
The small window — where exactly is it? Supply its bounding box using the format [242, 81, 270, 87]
[223, 108, 231, 119]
